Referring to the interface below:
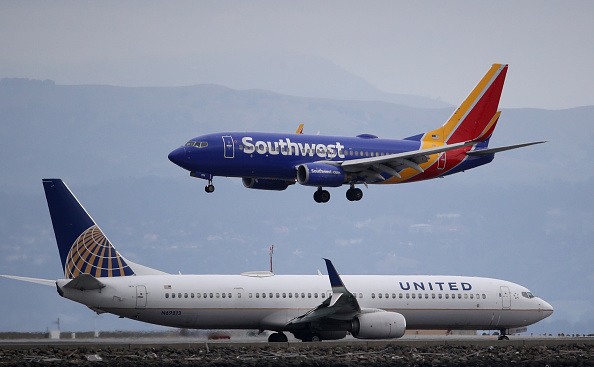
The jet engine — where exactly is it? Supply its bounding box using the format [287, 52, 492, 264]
[351, 311, 406, 339]
[296, 163, 346, 187]
[242, 177, 290, 191]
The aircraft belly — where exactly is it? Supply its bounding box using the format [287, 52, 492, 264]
[398, 309, 496, 330]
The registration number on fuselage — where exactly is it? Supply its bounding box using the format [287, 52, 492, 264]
[161, 310, 182, 316]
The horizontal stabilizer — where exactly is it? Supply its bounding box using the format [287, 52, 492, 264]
[0, 275, 55, 287]
[63, 274, 106, 291]
[467, 141, 546, 156]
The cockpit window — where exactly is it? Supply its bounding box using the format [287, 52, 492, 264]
[185, 141, 208, 148]
[522, 291, 535, 299]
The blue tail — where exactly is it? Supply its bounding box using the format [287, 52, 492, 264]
[42, 179, 135, 279]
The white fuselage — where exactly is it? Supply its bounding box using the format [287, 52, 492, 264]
[57, 273, 553, 333]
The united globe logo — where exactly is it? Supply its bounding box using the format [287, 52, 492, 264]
[64, 225, 134, 278]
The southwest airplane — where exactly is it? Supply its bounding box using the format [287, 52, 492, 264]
[168, 64, 544, 203]
[1, 179, 553, 341]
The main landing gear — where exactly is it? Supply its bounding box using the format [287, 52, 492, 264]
[313, 185, 363, 203]
[268, 332, 288, 342]
[204, 180, 215, 193]
[498, 329, 509, 340]
[313, 187, 330, 203]
[346, 185, 363, 201]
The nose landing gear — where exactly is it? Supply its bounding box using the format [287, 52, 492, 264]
[205, 180, 215, 193]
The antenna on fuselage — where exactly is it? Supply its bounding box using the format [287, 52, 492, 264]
[269, 245, 274, 273]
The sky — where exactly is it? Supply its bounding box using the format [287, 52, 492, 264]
[1, 1, 593, 109]
[0, 1, 593, 336]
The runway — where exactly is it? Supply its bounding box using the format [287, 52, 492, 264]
[1, 336, 592, 366]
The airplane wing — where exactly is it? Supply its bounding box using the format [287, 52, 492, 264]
[0, 274, 56, 287]
[286, 259, 360, 326]
[323, 141, 472, 181]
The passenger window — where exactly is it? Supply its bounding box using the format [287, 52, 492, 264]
[439, 294, 442, 299]
[283, 293, 286, 298]
[392, 293, 396, 299]
[229, 293, 232, 298]
[412, 294, 416, 299]
[184, 293, 188, 298]
[482, 294, 486, 299]
[314, 293, 318, 298]
[385, 293, 389, 299]
[372, 293, 376, 299]
[209, 293, 213, 298]
[445, 294, 449, 299]
[301, 293, 305, 298]
[222, 293, 226, 298]
[276, 293, 280, 298]
[458, 294, 461, 299]
[321, 293, 326, 298]
[262, 293, 266, 298]
[289, 293, 292, 298]
[256, 293, 260, 298]
[165, 293, 169, 299]
[178, 293, 182, 299]
[425, 294, 428, 299]
[406, 294, 410, 299]
[359, 293, 362, 299]
[432, 294, 435, 299]
[248, 293, 252, 298]
[470, 294, 473, 299]
[378, 293, 382, 299]
[191, 293, 195, 299]
[399, 293, 403, 299]
[464, 294, 468, 299]
[270, 293, 273, 298]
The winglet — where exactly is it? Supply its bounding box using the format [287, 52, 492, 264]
[324, 258, 348, 294]
[295, 124, 304, 134]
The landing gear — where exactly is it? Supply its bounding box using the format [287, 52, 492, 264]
[498, 329, 509, 340]
[346, 185, 363, 201]
[313, 187, 330, 203]
[267, 332, 288, 343]
[302, 333, 321, 342]
[204, 180, 215, 193]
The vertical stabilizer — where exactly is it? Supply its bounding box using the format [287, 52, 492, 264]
[42, 179, 135, 278]
[421, 64, 508, 145]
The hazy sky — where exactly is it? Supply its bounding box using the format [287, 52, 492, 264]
[1, 1, 593, 109]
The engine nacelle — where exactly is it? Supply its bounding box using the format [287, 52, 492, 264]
[351, 311, 406, 339]
[242, 177, 290, 191]
[296, 163, 345, 187]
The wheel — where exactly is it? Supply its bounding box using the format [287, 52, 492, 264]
[268, 332, 288, 342]
[346, 188, 363, 201]
[311, 334, 321, 342]
[498, 335, 509, 340]
[314, 189, 330, 203]
[205, 184, 215, 193]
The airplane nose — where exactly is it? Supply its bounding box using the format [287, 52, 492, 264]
[540, 299, 554, 319]
[168, 147, 188, 168]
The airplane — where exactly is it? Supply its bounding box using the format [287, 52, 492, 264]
[168, 64, 545, 203]
[1, 179, 553, 341]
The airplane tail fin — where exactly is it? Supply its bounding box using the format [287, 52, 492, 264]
[43, 179, 163, 279]
[409, 64, 508, 146]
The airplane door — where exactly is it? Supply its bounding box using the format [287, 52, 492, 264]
[500, 286, 511, 310]
[437, 152, 446, 170]
[222, 136, 234, 158]
[136, 285, 147, 309]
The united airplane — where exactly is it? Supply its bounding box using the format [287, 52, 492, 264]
[1, 179, 553, 341]
[169, 64, 544, 202]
